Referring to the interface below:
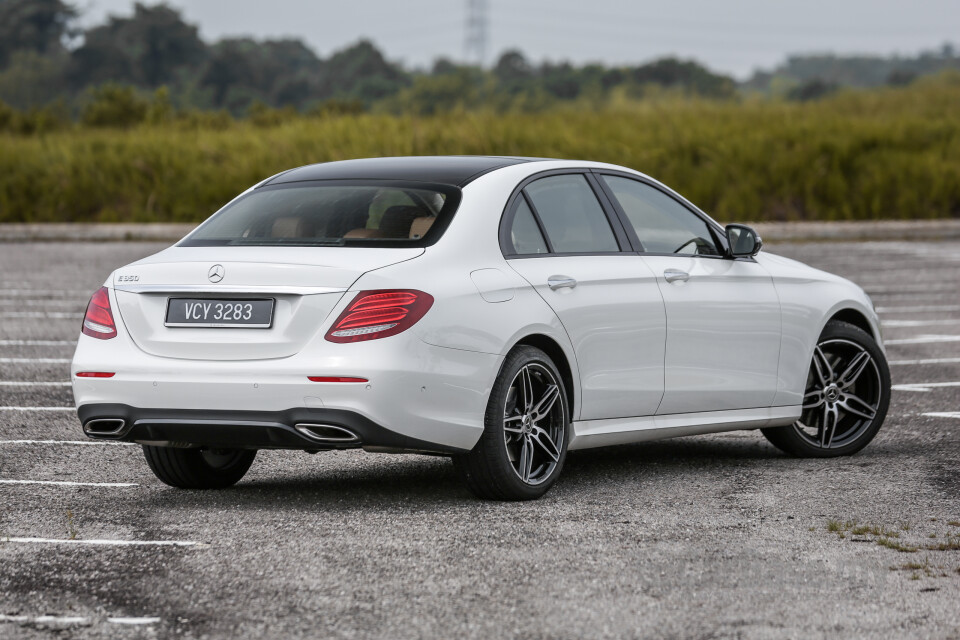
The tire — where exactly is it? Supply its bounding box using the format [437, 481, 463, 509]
[453, 345, 570, 501]
[142, 445, 257, 489]
[762, 320, 891, 458]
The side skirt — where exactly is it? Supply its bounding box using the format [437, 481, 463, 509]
[568, 406, 801, 451]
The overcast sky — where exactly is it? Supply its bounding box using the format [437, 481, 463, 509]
[79, 0, 959, 78]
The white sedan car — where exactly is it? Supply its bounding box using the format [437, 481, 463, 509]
[73, 156, 891, 500]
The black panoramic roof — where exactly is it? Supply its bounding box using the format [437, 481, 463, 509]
[263, 156, 535, 188]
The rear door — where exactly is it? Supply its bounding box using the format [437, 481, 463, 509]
[502, 172, 666, 421]
[595, 173, 781, 414]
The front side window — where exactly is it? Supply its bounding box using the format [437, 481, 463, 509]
[600, 175, 720, 256]
[180, 182, 459, 247]
[524, 175, 619, 254]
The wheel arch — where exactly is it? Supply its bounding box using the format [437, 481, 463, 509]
[511, 333, 577, 421]
[826, 307, 880, 344]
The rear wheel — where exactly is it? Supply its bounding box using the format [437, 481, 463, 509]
[453, 346, 569, 501]
[762, 320, 890, 457]
[142, 445, 256, 489]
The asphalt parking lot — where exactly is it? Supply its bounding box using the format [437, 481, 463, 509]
[1, 240, 958, 639]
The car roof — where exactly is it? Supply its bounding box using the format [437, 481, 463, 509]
[262, 156, 542, 188]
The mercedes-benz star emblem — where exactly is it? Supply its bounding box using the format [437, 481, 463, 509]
[208, 264, 225, 283]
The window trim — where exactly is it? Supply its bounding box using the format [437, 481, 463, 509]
[590, 170, 731, 259]
[499, 169, 632, 258]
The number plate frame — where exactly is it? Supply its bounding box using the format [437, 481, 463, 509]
[164, 298, 275, 329]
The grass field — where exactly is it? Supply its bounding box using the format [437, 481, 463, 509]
[1, 75, 959, 224]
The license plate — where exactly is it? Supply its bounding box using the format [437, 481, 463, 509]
[165, 298, 274, 328]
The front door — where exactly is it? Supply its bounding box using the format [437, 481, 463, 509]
[596, 173, 781, 415]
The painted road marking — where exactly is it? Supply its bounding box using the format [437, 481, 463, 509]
[893, 381, 960, 392]
[885, 335, 960, 345]
[0, 614, 89, 625]
[0, 406, 74, 411]
[4, 537, 198, 547]
[923, 412, 960, 419]
[0, 339, 74, 346]
[0, 289, 81, 296]
[0, 614, 159, 626]
[0, 381, 70, 387]
[0, 312, 78, 319]
[883, 319, 959, 328]
[0, 440, 134, 446]
[0, 358, 70, 363]
[108, 617, 161, 625]
[0, 479, 137, 487]
[876, 305, 960, 313]
[889, 357, 960, 366]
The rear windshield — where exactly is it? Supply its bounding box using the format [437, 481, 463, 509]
[179, 180, 461, 247]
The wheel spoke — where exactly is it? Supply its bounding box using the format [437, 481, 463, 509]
[802, 389, 824, 409]
[812, 346, 834, 385]
[819, 404, 839, 448]
[838, 393, 877, 421]
[838, 351, 871, 389]
[518, 436, 534, 482]
[530, 426, 560, 462]
[520, 366, 534, 412]
[531, 384, 560, 421]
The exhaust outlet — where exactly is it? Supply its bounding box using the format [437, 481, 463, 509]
[294, 423, 360, 444]
[82, 418, 127, 438]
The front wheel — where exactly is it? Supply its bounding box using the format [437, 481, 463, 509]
[453, 346, 569, 500]
[762, 320, 891, 457]
[143, 445, 256, 489]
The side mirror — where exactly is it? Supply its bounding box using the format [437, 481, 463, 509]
[725, 224, 762, 258]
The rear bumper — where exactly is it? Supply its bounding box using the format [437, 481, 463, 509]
[77, 403, 468, 454]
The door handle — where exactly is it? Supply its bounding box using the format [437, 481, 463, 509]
[663, 269, 689, 283]
[547, 275, 577, 290]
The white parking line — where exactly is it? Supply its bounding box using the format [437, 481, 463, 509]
[0, 381, 70, 387]
[893, 381, 960, 392]
[923, 412, 960, 419]
[0, 300, 84, 307]
[889, 357, 960, 366]
[0, 339, 74, 346]
[0, 312, 78, 318]
[108, 617, 161, 625]
[0, 440, 135, 446]
[4, 537, 198, 547]
[0, 479, 136, 487]
[0, 614, 90, 625]
[0, 406, 74, 411]
[883, 319, 959, 328]
[876, 305, 960, 313]
[0, 289, 81, 296]
[0, 358, 70, 363]
[885, 335, 960, 345]
[0, 614, 160, 626]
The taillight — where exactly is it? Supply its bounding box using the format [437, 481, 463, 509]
[324, 289, 433, 343]
[81, 287, 117, 340]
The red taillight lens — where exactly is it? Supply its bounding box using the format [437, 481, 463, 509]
[76, 372, 115, 378]
[81, 287, 117, 340]
[324, 289, 434, 343]
[307, 376, 369, 383]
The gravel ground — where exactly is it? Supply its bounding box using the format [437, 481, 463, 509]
[0, 241, 958, 639]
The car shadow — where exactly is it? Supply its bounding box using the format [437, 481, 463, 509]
[134, 433, 907, 511]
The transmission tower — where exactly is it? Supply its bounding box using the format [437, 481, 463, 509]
[464, 0, 489, 67]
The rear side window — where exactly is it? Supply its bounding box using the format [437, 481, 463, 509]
[180, 181, 460, 247]
[508, 199, 549, 255]
[524, 175, 619, 253]
[600, 175, 720, 256]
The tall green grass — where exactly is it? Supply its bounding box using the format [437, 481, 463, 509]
[1, 78, 958, 223]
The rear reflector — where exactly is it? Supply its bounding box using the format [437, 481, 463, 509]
[76, 372, 116, 378]
[307, 376, 368, 383]
[325, 289, 433, 343]
[81, 287, 117, 340]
